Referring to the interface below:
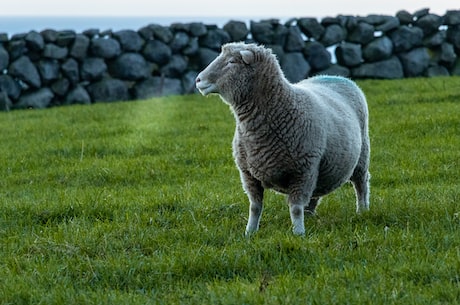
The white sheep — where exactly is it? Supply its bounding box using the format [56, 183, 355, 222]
[196, 42, 370, 235]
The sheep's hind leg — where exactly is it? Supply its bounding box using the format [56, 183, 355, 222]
[305, 197, 321, 216]
[351, 169, 370, 213]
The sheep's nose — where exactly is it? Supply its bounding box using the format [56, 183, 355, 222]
[196, 77, 201, 84]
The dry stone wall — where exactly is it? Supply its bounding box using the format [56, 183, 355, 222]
[1, 8, 460, 110]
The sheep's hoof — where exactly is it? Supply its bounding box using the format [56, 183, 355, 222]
[292, 228, 306, 236]
[245, 228, 258, 237]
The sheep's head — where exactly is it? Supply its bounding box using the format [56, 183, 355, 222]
[196, 42, 277, 103]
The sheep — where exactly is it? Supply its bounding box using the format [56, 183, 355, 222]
[195, 42, 370, 235]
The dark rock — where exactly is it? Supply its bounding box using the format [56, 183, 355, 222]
[362, 36, 393, 62]
[335, 42, 363, 67]
[8, 39, 27, 60]
[70, 34, 90, 60]
[396, 10, 414, 25]
[99, 30, 113, 37]
[37, 59, 60, 84]
[64, 85, 91, 105]
[90, 37, 121, 59]
[14, 88, 54, 109]
[280, 52, 310, 82]
[267, 44, 284, 62]
[9, 56, 41, 88]
[139, 24, 173, 43]
[390, 25, 424, 52]
[0, 90, 12, 111]
[0, 33, 7, 43]
[170, 23, 190, 33]
[414, 8, 430, 19]
[343, 16, 358, 30]
[0, 75, 21, 100]
[11, 33, 27, 40]
[25, 31, 44, 52]
[43, 43, 68, 59]
[40, 29, 58, 42]
[439, 42, 457, 67]
[320, 24, 346, 47]
[189, 22, 208, 37]
[143, 40, 172, 65]
[113, 30, 144, 52]
[182, 70, 199, 94]
[272, 23, 290, 46]
[199, 28, 231, 50]
[284, 26, 305, 52]
[170, 32, 190, 53]
[223, 20, 249, 41]
[87, 78, 130, 102]
[338, 16, 354, 27]
[303, 41, 331, 71]
[415, 14, 443, 35]
[80, 57, 107, 81]
[161, 55, 188, 78]
[56, 30, 76, 47]
[315, 64, 350, 77]
[51, 78, 70, 96]
[82, 28, 99, 38]
[133, 76, 183, 99]
[137, 24, 153, 41]
[451, 58, 460, 75]
[182, 37, 199, 56]
[375, 17, 400, 33]
[426, 65, 450, 77]
[321, 17, 340, 26]
[398, 47, 430, 77]
[195, 47, 219, 70]
[298, 18, 325, 40]
[444, 10, 460, 25]
[424, 31, 446, 47]
[250, 20, 288, 45]
[0, 45, 9, 71]
[151, 24, 174, 43]
[61, 58, 80, 84]
[446, 25, 460, 49]
[352, 56, 404, 79]
[347, 22, 374, 44]
[360, 15, 390, 25]
[110, 53, 150, 80]
[250, 21, 272, 44]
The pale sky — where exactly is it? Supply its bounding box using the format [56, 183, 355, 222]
[1, 0, 458, 17]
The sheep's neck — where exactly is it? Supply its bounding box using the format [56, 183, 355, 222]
[236, 74, 289, 106]
[231, 78, 292, 127]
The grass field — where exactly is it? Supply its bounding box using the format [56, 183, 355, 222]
[0, 77, 459, 304]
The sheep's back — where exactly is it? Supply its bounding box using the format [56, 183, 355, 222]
[298, 76, 368, 126]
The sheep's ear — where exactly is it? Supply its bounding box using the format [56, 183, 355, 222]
[240, 50, 255, 64]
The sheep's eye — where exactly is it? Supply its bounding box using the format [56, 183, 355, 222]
[228, 59, 237, 64]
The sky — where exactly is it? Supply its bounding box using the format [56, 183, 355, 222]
[1, 0, 458, 18]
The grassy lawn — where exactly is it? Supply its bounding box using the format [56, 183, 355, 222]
[0, 77, 459, 304]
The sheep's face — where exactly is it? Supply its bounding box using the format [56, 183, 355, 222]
[196, 43, 261, 102]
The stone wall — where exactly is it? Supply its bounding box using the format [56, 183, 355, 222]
[1, 8, 460, 110]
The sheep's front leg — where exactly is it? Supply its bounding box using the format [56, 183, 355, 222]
[240, 170, 264, 236]
[288, 173, 318, 235]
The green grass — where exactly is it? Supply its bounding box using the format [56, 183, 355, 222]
[1, 77, 459, 304]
